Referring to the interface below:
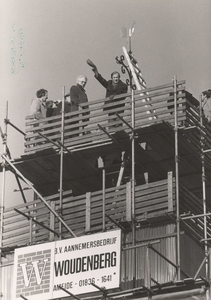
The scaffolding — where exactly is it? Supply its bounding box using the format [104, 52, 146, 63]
[0, 47, 211, 299]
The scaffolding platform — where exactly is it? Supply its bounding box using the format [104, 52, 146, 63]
[7, 119, 211, 205]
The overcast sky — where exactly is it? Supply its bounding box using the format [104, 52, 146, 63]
[0, 0, 210, 207]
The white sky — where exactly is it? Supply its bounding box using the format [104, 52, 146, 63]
[0, 0, 210, 207]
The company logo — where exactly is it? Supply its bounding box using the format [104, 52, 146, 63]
[16, 249, 52, 298]
[19, 259, 49, 287]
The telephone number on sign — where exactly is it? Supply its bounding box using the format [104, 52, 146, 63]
[79, 275, 112, 286]
[79, 278, 95, 286]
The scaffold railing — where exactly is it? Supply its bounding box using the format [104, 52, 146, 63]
[23, 81, 187, 154]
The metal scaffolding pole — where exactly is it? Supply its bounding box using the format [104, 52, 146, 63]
[131, 89, 135, 217]
[131, 89, 136, 288]
[122, 47, 142, 287]
[102, 168, 106, 231]
[59, 86, 65, 237]
[173, 76, 180, 280]
[4, 119, 25, 136]
[200, 94, 208, 278]
[0, 102, 8, 265]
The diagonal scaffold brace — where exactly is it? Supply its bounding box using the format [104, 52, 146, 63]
[0, 152, 77, 238]
[37, 131, 71, 153]
[14, 208, 62, 238]
[91, 282, 113, 300]
[4, 118, 26, 136]
[148, 243, 190, 278]
[56, 285, 82, 300]
[115, 113, 133, 131]
[97, 124, 121, 145]
[105, 213, 127, 233]
[20, 295, 28, 300]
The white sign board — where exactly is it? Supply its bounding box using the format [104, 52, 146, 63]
[13, 230, 121, 300]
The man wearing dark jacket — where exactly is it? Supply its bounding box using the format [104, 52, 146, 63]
[70, 75, 89, 113]
[70, 75, 90, 135]
[92, 68, 128, 127]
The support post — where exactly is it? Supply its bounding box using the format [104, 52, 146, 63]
[146, 246, 151, 291]
[131, 89, 136, 288]
[85, 192, 91, 233]
[126, 181, 132, 222]
[29, 218, 32, 244]
[167, 171, 174, 212]
[102, 168, 106, 231]
[116, 152, 125, 187]
[120, 54, 138, 287]
[173, 75, 180, 280]
[50, 200, 55, 241]
[0, 102, 8, 266]
[200, 93, 208, 278]
[59, 86, 65, 237]
[208, 248, 211, 299]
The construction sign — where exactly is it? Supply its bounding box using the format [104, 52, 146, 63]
[13, 229, 121, 300]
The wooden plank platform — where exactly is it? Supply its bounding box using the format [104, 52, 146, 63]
[2, 176, 211, 249]
[5, 82, 211, 199]
[13, 149, 103, 196]
[11, 115, 211, 203]
[1, 178, 175, 248]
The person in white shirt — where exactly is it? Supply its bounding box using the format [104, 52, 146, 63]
[30, 89, 48, 119]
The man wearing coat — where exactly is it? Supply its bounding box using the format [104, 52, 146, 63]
[92, 68, 128, 127]
[70, 75, 90, 135]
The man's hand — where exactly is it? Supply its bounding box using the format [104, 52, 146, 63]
[86, 59, 98, 75]
[92, 67, 98, 75]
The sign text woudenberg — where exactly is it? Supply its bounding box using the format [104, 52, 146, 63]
[13, 230, 121, 300]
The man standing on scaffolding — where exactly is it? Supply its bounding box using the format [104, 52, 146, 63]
[202, 90, 211, 123]
[70, 75, 90, 135]
[30, 88, 48, 119]
[91, 65, 128, 128]
[88, 62, 127, 173]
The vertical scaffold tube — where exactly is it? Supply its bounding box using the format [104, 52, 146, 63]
[0, 102, 8, 267]
[173, 76, 180, 280]
[131, 89, 136, 287]
[102, 168, 105, 231]
[200, 94, 208, 278]
[59, 87, 65, 237]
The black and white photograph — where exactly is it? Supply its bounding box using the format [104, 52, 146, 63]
[0, 1, 211, 299]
